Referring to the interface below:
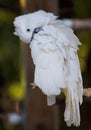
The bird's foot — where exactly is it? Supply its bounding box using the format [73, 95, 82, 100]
[30, 83, 37, 89]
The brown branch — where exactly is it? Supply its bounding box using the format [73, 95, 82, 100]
[56, 88, 91, 105]
[73, 19, 91, 31]
[63, 19, 91, 31]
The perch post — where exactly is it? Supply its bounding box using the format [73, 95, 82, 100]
[20, 0, 59, 130]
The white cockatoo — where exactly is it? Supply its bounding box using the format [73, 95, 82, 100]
[13, 10, 83, 126]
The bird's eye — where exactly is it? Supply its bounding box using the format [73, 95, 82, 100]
[26, 28, 30, 32]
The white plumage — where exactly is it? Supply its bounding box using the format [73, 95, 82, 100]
[13, 10, 83, 126]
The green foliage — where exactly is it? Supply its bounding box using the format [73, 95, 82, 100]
[0, 0, 21, 14]
[78, 31, 91, 72]
[0, 0, 19, 5]
[74, 0, 91, 18]
[74, 0, 91, 88]
[0, 9, 20, 84]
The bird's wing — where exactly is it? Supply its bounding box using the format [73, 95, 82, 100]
[30, 29, 66, 106]
[63, 48, 83, 126]
[31, 32, 65, 93]
[43, 21, 83, 126]
[55, 21, 83, 126]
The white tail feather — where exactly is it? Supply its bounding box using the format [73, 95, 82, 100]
[64, 87, 81, 126]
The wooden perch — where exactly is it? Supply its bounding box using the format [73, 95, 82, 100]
[83, 88, 91, 97]
[62, 19, 91, 31]
[56, 88, 91, 105]
[73, 19, 91, 30]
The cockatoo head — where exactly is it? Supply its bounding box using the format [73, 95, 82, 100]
[13, 10, 57, 43]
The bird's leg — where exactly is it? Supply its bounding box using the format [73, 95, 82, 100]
[30, 83, 37, 89]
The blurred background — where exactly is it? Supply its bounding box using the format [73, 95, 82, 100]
[0, 0, 91, 130]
